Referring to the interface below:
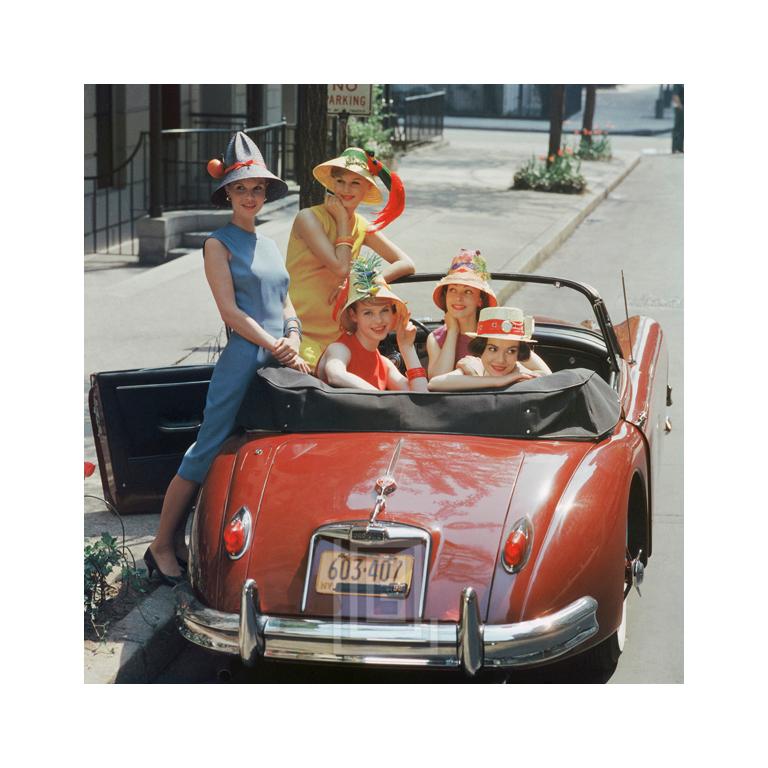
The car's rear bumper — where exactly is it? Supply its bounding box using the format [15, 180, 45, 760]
[176, 580, 598, 675]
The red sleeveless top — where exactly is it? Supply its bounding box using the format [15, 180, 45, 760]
[331, 333, 389, 390]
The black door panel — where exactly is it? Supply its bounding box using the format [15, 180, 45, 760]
[89, 365, 214, 515]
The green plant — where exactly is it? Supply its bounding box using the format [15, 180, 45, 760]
[84, 532, 146, 639]
[513, 148, 587, 194]
[347, 85, 394, 160]
[573, 129, 612, 161]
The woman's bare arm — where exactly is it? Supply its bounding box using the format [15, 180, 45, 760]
[292, 202, 353, 279]
[364, 229, 415, 283]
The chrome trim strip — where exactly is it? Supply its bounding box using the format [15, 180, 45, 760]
[239, 579, 265, 666]
[483, 596, 599, 667]
[300, 522, 432, 617]
[176, 583, 598, 670]
[458, 588, 483, 676]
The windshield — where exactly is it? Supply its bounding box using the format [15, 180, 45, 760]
[391, 273, 606, 336]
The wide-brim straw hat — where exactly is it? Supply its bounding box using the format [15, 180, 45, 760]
[313, 147, 383, 205]
[334, 252, 409, 332]
[465, 306, 535, 342]
[432, 249, 498, 311]
[208, 131, 289, 206]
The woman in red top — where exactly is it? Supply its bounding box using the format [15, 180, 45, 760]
[317, 254, 427, 392]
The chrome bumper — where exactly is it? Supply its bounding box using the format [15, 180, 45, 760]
[176, 580, 598, 676]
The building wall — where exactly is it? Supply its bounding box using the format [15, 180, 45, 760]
[84, 84, 292, 254]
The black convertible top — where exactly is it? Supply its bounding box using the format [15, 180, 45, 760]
[235, 367, 620, 441]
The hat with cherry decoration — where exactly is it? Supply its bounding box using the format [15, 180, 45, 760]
[313, 147, 406, 233]
[465, 306, 535, 342]
[207, 131, 288, 206]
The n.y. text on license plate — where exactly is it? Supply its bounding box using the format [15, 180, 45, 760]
[316, 551, 414, 598]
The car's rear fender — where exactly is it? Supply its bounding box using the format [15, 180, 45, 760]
[486, 421, 648, 647]
[615, 315, 668, 544]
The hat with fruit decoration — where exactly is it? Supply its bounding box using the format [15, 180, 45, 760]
[313, 147, 406, 233]
[465, 306, 535, 342]
[334, 251, 409, 332]
[206, 131, 288, 207]
[432, 248, 498, 312]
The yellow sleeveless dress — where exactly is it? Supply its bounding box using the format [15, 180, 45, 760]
[286, 205, 369, 369]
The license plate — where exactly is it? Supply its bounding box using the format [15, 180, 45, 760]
[316, 551, 414, 597]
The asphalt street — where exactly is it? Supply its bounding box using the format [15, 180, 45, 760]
[510, 153, 684, 683]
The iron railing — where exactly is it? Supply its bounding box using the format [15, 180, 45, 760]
[189, 112, 249, 129]
[84, 133, 149, 256]
[161, 122, 291, 210]
[393, 90, 445, 148]
[85, 122, 295, 255]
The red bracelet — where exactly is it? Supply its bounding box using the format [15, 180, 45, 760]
[335, 236, 355, 247]
[406, 367, 427, 381]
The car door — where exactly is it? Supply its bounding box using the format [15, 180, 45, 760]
[89, 365, 213, 515]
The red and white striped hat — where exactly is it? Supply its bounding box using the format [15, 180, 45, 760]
[465, 306, 535, 342]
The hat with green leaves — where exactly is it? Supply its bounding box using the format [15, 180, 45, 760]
[332, 251, 408, 332]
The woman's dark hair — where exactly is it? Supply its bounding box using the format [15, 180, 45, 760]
[441, 285, 490, 319]
[468, 336, 532, 361]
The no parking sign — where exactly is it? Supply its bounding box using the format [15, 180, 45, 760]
[327, 85, 373, 116]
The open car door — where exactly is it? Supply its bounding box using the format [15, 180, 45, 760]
[89, 365, 213, 515]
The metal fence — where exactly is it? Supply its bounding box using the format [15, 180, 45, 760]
[84, 133, 149, 256]
[393, 91, 445, 147]
[161, 122, 291, 210]
[85, 122, 295, 255]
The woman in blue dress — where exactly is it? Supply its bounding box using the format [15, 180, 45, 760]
[144, 132, 309, 584]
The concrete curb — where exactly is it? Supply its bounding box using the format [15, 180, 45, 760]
[84, 585, 184, 683]
[496, 153, 642, 304]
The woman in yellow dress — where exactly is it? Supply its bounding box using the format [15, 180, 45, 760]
[286, 147, 414, 370]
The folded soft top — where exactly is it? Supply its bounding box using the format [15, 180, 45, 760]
[236, 367, 620, 441]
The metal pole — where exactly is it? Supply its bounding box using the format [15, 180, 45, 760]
[149, 85, 164, 217]
[281, 118, 287, 180]
[338, 110, 349, 152]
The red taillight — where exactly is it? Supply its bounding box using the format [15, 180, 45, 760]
[224, 519, 246, 555]
[84, 461, 96, 478]
[502, 520, 531, 572]
[223, 507, 252, 559]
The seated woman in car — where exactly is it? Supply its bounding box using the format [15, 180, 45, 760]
[316, 253, 428, 392]
[428, 306, 551, 391]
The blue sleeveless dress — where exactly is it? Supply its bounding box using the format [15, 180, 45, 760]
[177, 223, 288, 484]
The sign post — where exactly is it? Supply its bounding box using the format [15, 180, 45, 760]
[327, 85, 373, 153]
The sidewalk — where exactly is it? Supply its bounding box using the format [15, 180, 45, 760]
[84, 126, 653, 682]
[444, 84, 675, 136]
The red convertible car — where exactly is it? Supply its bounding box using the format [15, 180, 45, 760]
[89, 273, 669, 681]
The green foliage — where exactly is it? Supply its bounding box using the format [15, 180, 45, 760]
[513, 149, 587, 194]
[575, 130, 612, 161]
[84, 532, 146, 639]
[347, 85, 394, 160]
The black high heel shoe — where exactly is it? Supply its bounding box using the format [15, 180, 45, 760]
[144, 547, 185, 587]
